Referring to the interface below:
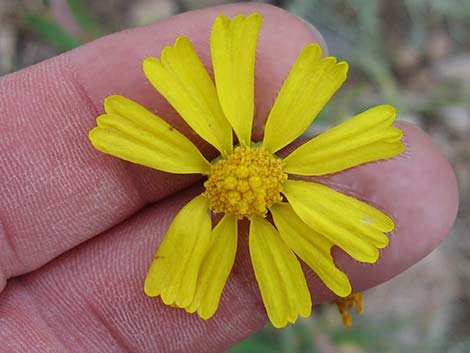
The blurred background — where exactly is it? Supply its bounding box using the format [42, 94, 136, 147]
[1, 0, 469, 352]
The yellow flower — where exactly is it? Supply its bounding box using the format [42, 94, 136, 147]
[333, 293, 364, 328]
[88, 13, 404, 328]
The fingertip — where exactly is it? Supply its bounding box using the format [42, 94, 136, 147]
[328, 122, 458, 293]
[69, 3, 324, 139]
[398, 122, 459, 235]
[294, 15, 329, 55]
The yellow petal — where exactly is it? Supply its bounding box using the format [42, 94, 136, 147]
[283, 180, 392, 263]
[249, 217, 312, 328]
[270, 203, 351, 297]
[89, 95, 211, 174]
[143, 36, 233, 156]
[262, 44, 348, 153]
[211, 13, 262, 146]
[144, 195, 212, 307]
[185, 215, 237, 319]
[284, 105, 404, 175]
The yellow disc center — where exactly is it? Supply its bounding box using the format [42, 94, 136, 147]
[204, 146, 287, 219]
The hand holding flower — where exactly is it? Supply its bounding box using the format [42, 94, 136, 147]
[0, 4, 458, 352]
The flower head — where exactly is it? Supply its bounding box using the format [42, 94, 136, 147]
[89, 13, 404, 328]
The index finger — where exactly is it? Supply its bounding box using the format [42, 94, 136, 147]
[0, 3, 319, 291]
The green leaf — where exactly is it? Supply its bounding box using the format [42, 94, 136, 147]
[23, 11, 82, 51]
[67, 0, 104, 37]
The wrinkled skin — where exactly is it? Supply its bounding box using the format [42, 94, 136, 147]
[0, 3, 458, 353]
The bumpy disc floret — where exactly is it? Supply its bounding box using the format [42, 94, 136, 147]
[204, 146, 287, 219]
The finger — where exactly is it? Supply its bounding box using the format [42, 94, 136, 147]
[0, 123, 458, 352]
[0, 3, 320, 291]
[297, 122, 458, 297]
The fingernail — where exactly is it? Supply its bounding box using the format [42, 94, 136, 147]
[296, 16, 329, 56]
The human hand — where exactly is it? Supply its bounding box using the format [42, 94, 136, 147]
[0, 3, 458, 352]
